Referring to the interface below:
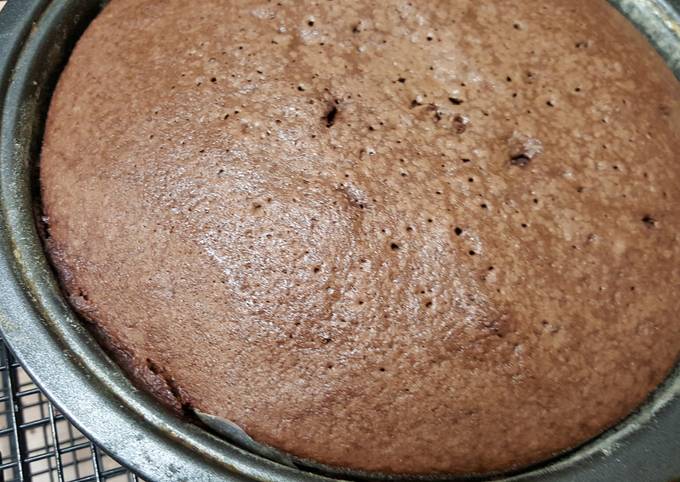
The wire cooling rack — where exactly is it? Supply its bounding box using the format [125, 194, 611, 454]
[0, 337, 143, 482]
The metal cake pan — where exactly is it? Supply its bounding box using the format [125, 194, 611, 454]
[0, 1, 679, 481]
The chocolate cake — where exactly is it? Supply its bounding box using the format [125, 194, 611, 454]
[40, 0, 680, 475]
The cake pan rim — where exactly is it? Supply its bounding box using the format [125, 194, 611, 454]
[0, 1, 679, 481]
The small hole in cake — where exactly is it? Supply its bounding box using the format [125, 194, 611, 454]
[461, 158, 471, 163]
[468, 250, 476, 256]
[390, 242, 400, 251]
[454, 227, 463, 236]
[488, 266, 495, 271]
[425, 300, 433, 308]
[546, 99, 555, 107]
[210, 77, 217, 83]
[510, 154, 530, 167]
[358, 300, 365, 305]
[468, 177, 474, 183]
[427, 218, 433, 223]
[398, 77, 406, 83]
[642, 215, 657, 228]
[307, 19, 315, 26]
[379, 367, 386, 372]
[406, 226, 414, 232]
[521, 223, 528, 228]
[146, 359, 161, 375]
[480, 203, 488, 209]
[297, 85, 305, 91]
[449, 97, 464, 105]
[453, 115, 469, 133]
[506, 76, 512, 82]
[533, 198, 539, 204]
[324, 104, 338, 127]
[326, 363, 334, 369]
[313, 266, 321, 273]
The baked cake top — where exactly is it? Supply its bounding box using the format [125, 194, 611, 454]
[41, 0, 680, 475]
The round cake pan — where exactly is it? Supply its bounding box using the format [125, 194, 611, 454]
[1, 1, 679, 481]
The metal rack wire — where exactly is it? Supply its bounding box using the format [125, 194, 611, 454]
[0, 338, 143, 482]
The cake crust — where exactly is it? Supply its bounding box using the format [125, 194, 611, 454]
[41, 0, 680, 475]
